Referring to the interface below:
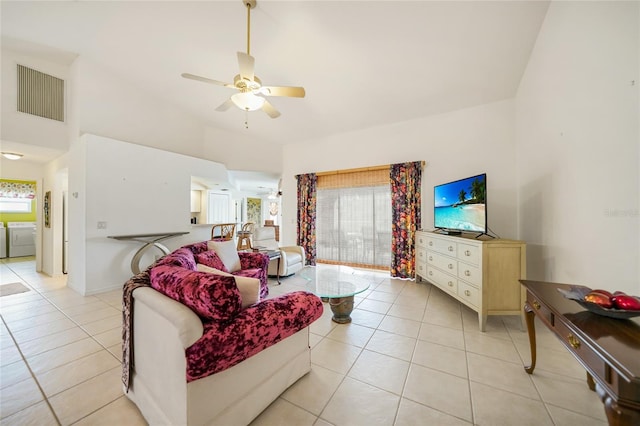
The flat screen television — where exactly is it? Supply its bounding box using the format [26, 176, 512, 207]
[434, 173, 487, 235]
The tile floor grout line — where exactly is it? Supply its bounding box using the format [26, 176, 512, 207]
[0, 311, 63, 426]
[393, 300, 428, 426]
[2, 259, 124, 422]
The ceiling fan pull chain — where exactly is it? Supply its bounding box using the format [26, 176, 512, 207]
[244, 110, 249, 129]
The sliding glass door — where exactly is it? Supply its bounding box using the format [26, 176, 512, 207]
[316, 185, 391, 269]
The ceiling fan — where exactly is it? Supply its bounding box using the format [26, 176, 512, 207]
[182, 0, 305, 119]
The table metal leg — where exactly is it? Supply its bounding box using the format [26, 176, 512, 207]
[130, 242, 171, 274]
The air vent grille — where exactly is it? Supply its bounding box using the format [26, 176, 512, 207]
[17, 64, 65, 122]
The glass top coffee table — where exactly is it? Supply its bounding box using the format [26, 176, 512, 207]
[300, 264, 371, 324]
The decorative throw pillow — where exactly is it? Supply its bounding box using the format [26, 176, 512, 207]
[155, 248, 197, 270]
[207, 240, 242, 273]
[196, 250, 228, 272]
[150, 265, 241, 321]
[197, 263, 260, 309]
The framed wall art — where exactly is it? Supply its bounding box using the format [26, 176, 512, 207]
[44, 191, 51, 228]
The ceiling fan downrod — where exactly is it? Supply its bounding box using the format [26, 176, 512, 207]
[244, 0, 256, 56]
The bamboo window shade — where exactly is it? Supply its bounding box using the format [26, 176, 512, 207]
[316, 165, 390, 189]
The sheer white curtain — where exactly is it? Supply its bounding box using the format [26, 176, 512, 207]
[316, 185, 391, 268]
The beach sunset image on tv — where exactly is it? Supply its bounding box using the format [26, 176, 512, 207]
[434, 174, 486, 232]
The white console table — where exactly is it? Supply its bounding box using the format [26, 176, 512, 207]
[108, 232, 189, 274]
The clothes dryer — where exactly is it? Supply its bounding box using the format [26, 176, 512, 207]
[0, 222, 6, 258]
[7, 222, 36, 257]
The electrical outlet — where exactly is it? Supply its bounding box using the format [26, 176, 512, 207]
[97, 221, 107, 229]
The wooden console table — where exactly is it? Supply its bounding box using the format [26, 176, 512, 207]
[109, 232, 189, 274]
[520, 280, 640, 425]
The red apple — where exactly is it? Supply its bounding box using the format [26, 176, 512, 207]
[584, 291, 613, 308]
[611, 295, 640, 311]
[590, 289, 614, 298]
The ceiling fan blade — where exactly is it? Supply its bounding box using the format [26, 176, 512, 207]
[215, 98, 235, 112]
[261, 100, 281, 119]
[260, 86, 306, 98]
[237, 52, 255, 82]
[182, 73, 234, 88]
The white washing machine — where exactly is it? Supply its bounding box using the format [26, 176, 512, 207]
[0, 222, 6, 258]
[8, 222, 36, 258]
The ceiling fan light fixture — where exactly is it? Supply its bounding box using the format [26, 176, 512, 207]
[231, 92, 265, 111]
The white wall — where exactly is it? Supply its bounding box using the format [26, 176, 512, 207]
[516, 1, 639, 293]
[67, 138, 87, 295]
[281, 99, 517, 246]
[0, 158, 43, 181]
[72, 57, 207, 157]
[203, 126, 283, 174]
[71, 134, 231, 295]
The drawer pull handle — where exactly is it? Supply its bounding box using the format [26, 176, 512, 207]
[448, 246, 454, 252]
[448, 281, 453, 287]
[428, 271, 433, 276]
[429, 241, 433, 246]
[567, 334, 581, 350]
[532, 300, 541, 310]
[428, 256, 433, 261]
[465, 250, 471, 256]
[464, 270, 471, 277]
[448, 264, 453, 269]
[464, 290, 471, 297]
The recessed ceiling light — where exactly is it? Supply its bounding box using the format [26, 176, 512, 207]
[1, 152, 23, 160]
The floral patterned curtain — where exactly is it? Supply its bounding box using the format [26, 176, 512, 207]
[296, 173, 317, 266]
[0, 181, 36, 199]
[390, 162, 422, 279]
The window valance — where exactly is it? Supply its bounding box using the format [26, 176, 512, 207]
[0, 181, 36, 199]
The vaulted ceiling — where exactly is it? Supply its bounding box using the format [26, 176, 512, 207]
[1, 1, 550, 147]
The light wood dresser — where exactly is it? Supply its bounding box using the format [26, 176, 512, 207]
[415, 231, 526, 331]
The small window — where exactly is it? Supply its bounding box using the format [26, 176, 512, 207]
[0, 198, 33, 213]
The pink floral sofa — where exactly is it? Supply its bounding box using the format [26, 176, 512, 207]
[123, 241, 323, 425]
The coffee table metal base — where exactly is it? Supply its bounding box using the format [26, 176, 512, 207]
[327, 296, 355, 324]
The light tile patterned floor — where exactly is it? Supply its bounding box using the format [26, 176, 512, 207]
[0, 257, 607, 425]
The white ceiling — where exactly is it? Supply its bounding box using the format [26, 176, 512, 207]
[1, 0, 550, 148]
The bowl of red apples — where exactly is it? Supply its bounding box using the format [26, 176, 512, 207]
[558, 286, 640, 319]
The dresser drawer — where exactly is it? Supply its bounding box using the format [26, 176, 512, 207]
[457, 243, 480, 266]
[416, 257, 427, 278]
[458, 281, 479, 307]
[458, 262, 481, 287]
[416, 233, 428, 249]
[426, 266, 457, 295]
[427, 251, 458, 275]
[426, 236, 457, 257]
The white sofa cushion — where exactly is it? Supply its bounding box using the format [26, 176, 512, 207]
[207, 240, 242, 272]
[197, 263, 260, 309]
